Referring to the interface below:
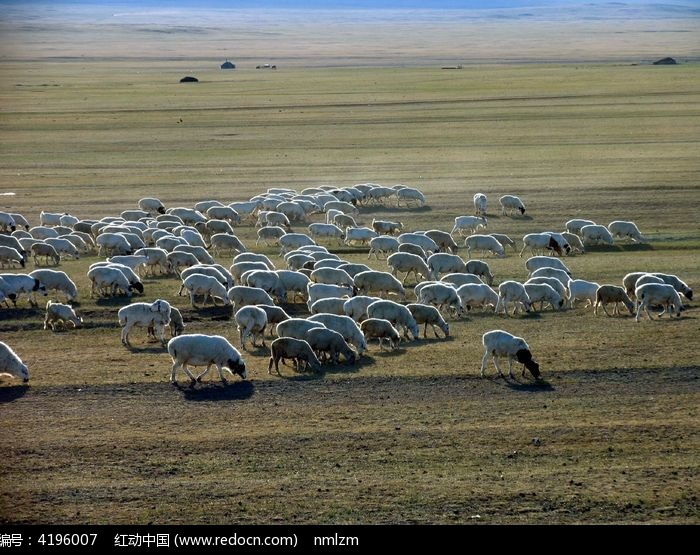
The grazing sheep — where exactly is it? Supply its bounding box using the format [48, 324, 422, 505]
[39, 211, 64, 227]
[427, 253, 465, 279]
[465, 260, 494, 286]
[565, 218, 596, 235]
[451, 215, 487, 236]
[418, 283, 464, 318]
[565, 279, 599, 309]
[169, 334, 247, 384]
[0, 235, 28, 262]
[182, 274, 230, 308]
[634, 274, 665, 293]
[622, 272, 648, 298]
[244, 270, 286, 302]
[396, 187, 426, 208]
[279, 233, 316, 254]
[525, 276, 568, 302]
[275, 270, 310, 303]
[138, 198, 166, 215]
[90, 262, 144, 295]
[464, 234, 505, 259]
[397, 232, 439, 254]
[44, 300, 82, 331]
[371, 219, 403, 235]
[397, 242, 427, 260]
[365, 300, 416, 342]
[235, 305, 268, 349]
[360, 318, 401, 350]
[44, 237, 80, 260]
[608, 220, 645, 243]
[473, 193, 487, 216]
[520, 233, 564, 257]
[456, 283, 499, 312]
[276, 318, 326, 341]
[307, 313, 367, 355]
[307, 283, 354, 309]
[179, 267, 229, 297]
[344, 227, 378, 247]
[424, 230, 459, 254]
[10, 213, 30, 231]
[275, 201, 307, 223]
[560, 232, 585, 254]
[580, 224, 614, 246]
[268, 337, 321, 374]
[119, 299, 171, 347]
[368, 235, 400, 260]
[353, 270, 406, 301]
[524, 283, 565, 311]
[635, 283, 683, 322]
[0, 273, 47, 307]
[525, 256, 571, 277]
[30, 225, 59, 240]
[310, 267, 354, 288]
[306, 327, 357, 364]
[530, 267, 572, 287]
[388, 252, 433, 284]
[0, 211, 17, 232]
[337, 263, 372, 279]
[310, 297, 347, 316]
[441, 273, 483, 287]
[495, 281, 533, 316]
[167, 207, 207, 226]
[167, 306, 185, 338]
[206, 205, 241, 224]
[133, 247, 171, 276]
[324, 200, 359, 216]
[96, 233, 133, 256]
[308, 223, 344, 245]
[594, 285, 635, 316]
[651, 273, 693, 300]
[0, 245, 26, 268]
[333, 213, 357, 229]
[257, 304, 290, 336]
[342, 295, 381, 322]
[0, 341, 29, 382]
[480, 330, 540, 379]
[489, 233, 517, 254]
[499, 195, 526, 216]
[28, 269, 78, 303]
[406, 303, 449, 338]
[227, 285, 275, 309]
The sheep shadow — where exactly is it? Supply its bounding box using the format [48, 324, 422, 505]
[125, 343, 168, 354]
[0, 384, 30, 403]
[176, 379, 255, 402]
[94, 296, 132, 307]
[482, 374, 553, 392]
[617, 243, 653, 252]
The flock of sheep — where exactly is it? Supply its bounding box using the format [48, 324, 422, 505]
[0, 184, 693, 386]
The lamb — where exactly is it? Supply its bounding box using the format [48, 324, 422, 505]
[44, 300, 82, 331]
[360, 318, 401, 350]
[133, 247, 171, 275]
[566, 279, 600, 309]
[182, 274, 230, 308]
[344, 227, 378, 247]
[397, 232, 439, 254]
[520, 233, 564, 257]
[0, 341, 29, 382]
[406, 303, 449, 338]
[353, 270, 406, 301]
[307, 313, 368, 355]
[235, 305, 268, 349]
[608, 221, 645, 243]
[451, 215, 487, 236]
[118, 299, 171, 347]
[28, 269, 78, 303]
[371, 219, 403, 235]
[342, 295, 381, 322]
[366, 299, 420, 341]
[96, 233, 133, 256]
[138, 197, 166, 215]
[0, 245, 26, 268]
[306, 327, 357, 364]
[495, 281, 533, 316]
[465, 260, 494, 286]
[418, 283, 465, 318]
[368, 235, 400, 260]
[560, 232, 585, 254]
[276, 270, 310, 303]
[169, 334, 247, 385]
[426, 253, 465, 279]
[489, 233, 517, 254]
[565, 218, 596, 235]
[635, 283, 683, 322]
[396, 187, 426, 208]
[456, 283, 499, 312]
[464, 234, 505, 259]
[441, 273, 483, 287]
[308, 223, 344, 245]
[524, 283, 565, 311]
[473, 193, 487, 216]
[268, 337, 321, 374]
[525, 256, 571, 277]
[480, 330, 540, 379]
[0, 273, 47, 307]
[310, 297, 347, 316]
[424, 230, 459, 254]
[387, 252, 432, 284]
[227, 285, 275, 309]
[499, 195, 526, 217]
[594, 285, 635, 316]
[310, 267, 354, 288]
[279, 233, 316, 254]
[580, 224, 614, 246]
[651, 273, 693, 300]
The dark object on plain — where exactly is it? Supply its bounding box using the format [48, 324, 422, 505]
[653, 57, 677, 65]
[220, 60, 236, 69]
[180, 76, 199, 83]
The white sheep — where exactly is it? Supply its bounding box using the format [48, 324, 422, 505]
[560, 232, 585, 254]
[234, 252, 275, 270]
[39, 211, 64, 227]
[310, 267, 354, 288]
[275, 270, 310, 303]
[371, 219, 403, 235]
[245, 270, 286, 302]
[622, 272, 648, 298]
[344, 227, 378, 247]
[424, 230, 459, 254]
[520, 233, 564, 257]
[499, 195, 526, 216]
[465, 259, 494, 286]
[342, 295, 381, 322]
[206, 205, 241, 224]
[451, 215, 487, 236]
[324, 200, 359, 216]
[268, 337, 321, 374]
[473, 193, 487, 216]
[257, 304, 290, 336]
[368, 235, 400, 260]
[182, 274, 230, 308]
[119, 299, 171, 347]
[367, 300, 420, 341]
[397, 232, 439, 254]
[332, 213, 357, 230]
[90, 262, 144, 295]
[179, 267, 230, 297]
[0, 211, 17, 232]
[306, 327, 357, 364]
[0, 273, 47, 307]
[651, 273, 693, 301]
[227, 285, 275, 309]
[397, 243, 427, 260]
[456, 283, 499, 312]
[279, 233, 316, 254]
[138, 198, 166, 215]
[464, 234, 505, 259]
[307, 313, 368, 355]
[418, 283, 464, 318]
[406, 303, 449, 338]
[495, 281, 533, 316]
[480, 330, 540, 379]
[308, 223, 344, 245]
[634, 274, 665, 293]
[635, 283, 683, 322]
[396, 187, 426, 208]
[530, 267, 572, 287]
[314, 259, 345, 270]
[169, 334, 247, 384]
[525, 276, 569, 302]
[231, 261, 270, 284]
[360, 318, 401, 350]
[524, 283, 565, 311]
[29, 225, 59, 240]
[608, 221, 645, 243]
[565, 218, 596, 235]
[353, 270, 406, 301]
[306, 282, 354, 309]
[337, 263, 372, 278]
[44, 300, 82, 331]
[28, 269, 78, 303]
[310, 297, 347, 316]
[235, 305, 268, 349]
[594, 285, 634, 316]
[0, 341, 29, 382]
[167, 207, 207, 225]
[0, 235, 28, 261]
[567, 279, 600, 309]
[489, 233, 517, 254]
[276, 201, 306, 223]
[133, 247, 171, 276]
[9, 213, 30, 231]
[0, 245, 26, 269]
[441, 273, 483, 287]
[525, 256, 571, 277]
[31, 241, 59, 267]
[387, 252, 432, 284]
[426, 253, 465, 279]
[96, 233, 133, 256]
[276, 318, 326, 340]
[580, 224, 614, 246]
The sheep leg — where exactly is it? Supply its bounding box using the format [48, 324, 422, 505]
[170, 361, 182, 384]
[189, 290, 197, 309]
[239, 327, 247, 350]
[216, 363, 229, 384]
[601, 303, 612, 317]
[432, 324, 440, 338]
[492, 355, 507, 379]
[194, 364, 211, 383]
[121, 323, 131, 346]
